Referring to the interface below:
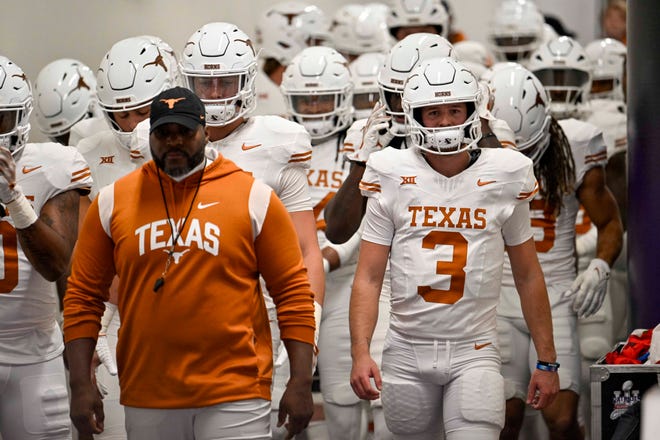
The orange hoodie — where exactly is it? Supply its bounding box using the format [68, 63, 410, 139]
[64, 155, 315, 408]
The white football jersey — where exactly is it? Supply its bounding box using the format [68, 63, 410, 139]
[583, 99, 627, 158]
[499, 118, 608, 317]
[361, 147, 537, 340]
[253, 69, 287, 117]
[208, 115, 312, 213]
[77, 130, 150, 200]
[0, 143, 92, 363]
[68, 116, 109, 147]
[309, 134, 353, 276]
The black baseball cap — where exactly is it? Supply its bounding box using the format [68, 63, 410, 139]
[149, 87, 205, 133]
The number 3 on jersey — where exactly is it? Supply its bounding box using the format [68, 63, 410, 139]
[0, 221, 19, 293]
[417, 230, 468, 304]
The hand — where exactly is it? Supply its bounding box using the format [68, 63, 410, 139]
[95, 335, 118, 376]
[278, 377, 314, 439]
[0, 147, 20, 203]
[346, 103, 392, 163]
[527, 369, 559, 410]
[350, 352, 382, 400]
[564, 258, 610, 318]
[70, 381, 105, 438]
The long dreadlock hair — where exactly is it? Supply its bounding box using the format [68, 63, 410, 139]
[535, 117, 575, 215]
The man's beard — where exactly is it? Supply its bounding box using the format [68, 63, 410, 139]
[152, 148, 206, 177]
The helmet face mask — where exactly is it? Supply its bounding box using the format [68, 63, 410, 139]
[528, 36, 592, 119]
[387, 0, 450, 39]
[181, 22, 258, 127]
[350, 52, 386, 120]
[281, 46, 353, 140]
[0, 56, 32, 155]
[488, 0, 544, 63]
[403, 58, 482, 155]
[585, 38, 626, 101]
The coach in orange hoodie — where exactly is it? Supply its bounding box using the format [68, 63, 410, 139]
[64, 87, 316, 440]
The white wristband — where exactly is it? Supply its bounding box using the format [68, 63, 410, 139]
[7, 193, 38, 229]
[100, 302, 118, 335]
[322, 258, 331, 274]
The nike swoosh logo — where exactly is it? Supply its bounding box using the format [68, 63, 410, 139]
[197, 201, 219, 210]
[477, 179, 496, 187]
[22, 165, 42, 174]
[241, 143, 262, 151]
[474, 342, 492, 350]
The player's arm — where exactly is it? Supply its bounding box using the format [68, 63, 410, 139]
[324, 161, 368, 244]
[349, 238, 388, 400]
[506, 237, 559, 410]
[290, 210, 325, 305]
[17, 189, 80, 281]
[577, 166, 623, 266]
[605, 151, 627, 230]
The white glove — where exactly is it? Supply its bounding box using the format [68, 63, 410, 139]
[96, 302, 118, 375]
[564, 258, 610, 318]
[345, 103, 392, 163]
[0, 147, 20, 203]
[95, 334, 118, 376]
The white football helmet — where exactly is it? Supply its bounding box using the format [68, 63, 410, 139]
[350, 52, 387, 120]
[97, 36, 175, 148]
[331, 3, 391, 59]
[489, 65, 551, 164]
[34, 58, 99, 142]
[528, 36, 592, 119]
[142, 35, 183, 87]
[403, 58, 482, 154]
[255, 1, 317, 66]
[585, 38, 626, 101]
[0, 56, 32, 155]
[453, 41, 495, 78]
[181, 22, 258, 127]
[378, 32, 455, 135]
[488, 0, 545, 62]
[387, 0, 450, 39]
[281, 46, 353, 139]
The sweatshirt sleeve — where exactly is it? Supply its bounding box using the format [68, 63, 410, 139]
[252, 187, 315, 346]
[63, 193, 117, 343]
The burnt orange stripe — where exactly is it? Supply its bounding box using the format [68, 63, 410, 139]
[290, 151, 312, 158]
[500, 140, 517, 149]
[71, 172, 92, 182]
[71, 167, 90, 176]
[288, 157, 312, 163]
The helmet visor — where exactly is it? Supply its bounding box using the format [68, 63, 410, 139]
[290, 93, 337, 115]
[353, 92, 379, 111]
[0, 110, 19, 135]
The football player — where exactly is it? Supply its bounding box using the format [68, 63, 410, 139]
[487, 0, 545, 64]
[488, 62, 623, 440]
[179, 22, 324, 439]
[0, 55, 92, 440]
[280, 45, 378, 439]
[351, 57, 558, 439]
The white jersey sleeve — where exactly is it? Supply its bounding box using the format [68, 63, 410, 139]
[559, 118, 607, 187]
[277, 165, 313, 213]
[502, 202, 533, 246]
[208, 116, 312, 212]
[0, 142, 93, 364]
